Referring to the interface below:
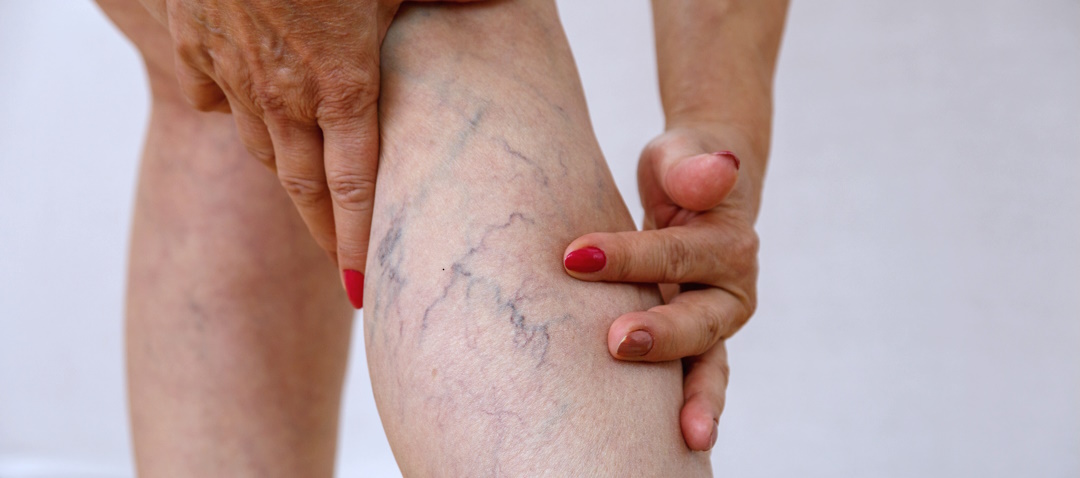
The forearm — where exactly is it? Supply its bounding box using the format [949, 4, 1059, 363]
[366, 1, 709, 475]
[651, 0, 789, 210]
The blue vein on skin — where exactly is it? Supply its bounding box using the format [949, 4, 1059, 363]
[500, 138, 551, 187]
[368, 204, 408, 344]
[368, 101, 485, 344]
[419, 212, 532, 334]
[417, 212, 567, 367]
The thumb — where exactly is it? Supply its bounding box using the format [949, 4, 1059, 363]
[641, 135, 741, 212]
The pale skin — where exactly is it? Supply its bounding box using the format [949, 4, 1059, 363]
[100, 1, 354, 473]
[95, 0, 786, 474]
[365, 1, 706, 474]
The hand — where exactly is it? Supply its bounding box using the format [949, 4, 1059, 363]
[137, 0, 480, 308]
[562, 125, 761, 451]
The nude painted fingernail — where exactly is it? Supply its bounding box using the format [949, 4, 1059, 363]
[712, 151, 740, 170]
[564, 246, 606, 273]
[709, 423, 719, 449]
[617, 330, 653, 357]
[342, 269, 364, 309]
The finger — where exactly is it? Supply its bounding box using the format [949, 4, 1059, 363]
[318, 80, 380, 310]
[267, 118, 340, 257]
[231, 105, 277, 170]
[640, 134, 740, 212]
[563, 226, 758, 286]
[173, 57, 230, 113]
[607, 288, 750, 361]
[680, 341, 730, 451]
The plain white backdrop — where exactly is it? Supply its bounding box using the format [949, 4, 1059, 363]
[1, 1, 1077, 477]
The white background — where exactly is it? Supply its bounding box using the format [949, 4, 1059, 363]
[1, 1, 1077, 477]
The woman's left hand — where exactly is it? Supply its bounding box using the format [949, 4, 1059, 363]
[563, 125, 762, 451]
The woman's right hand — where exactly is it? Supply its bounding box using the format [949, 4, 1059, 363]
[136, 0, 481, 308]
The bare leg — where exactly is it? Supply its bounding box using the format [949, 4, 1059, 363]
[367, 1, 710, 475]
[96, 2, 353, 475]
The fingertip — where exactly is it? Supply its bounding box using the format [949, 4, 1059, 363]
[342, 269, 364, 309]
[680, 400, 718, 451]
[665, 152, 739, 211]
[563, 245, 606, 274]
[608, 312, 651, 359]
[615, 329, 653, 358]
[563, 233, 612, 277]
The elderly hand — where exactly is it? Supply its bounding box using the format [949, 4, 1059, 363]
[563, 125, 761, 451]
[137, 0, 479, 308]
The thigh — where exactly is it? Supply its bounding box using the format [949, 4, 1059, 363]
[367, 1, 710, 476]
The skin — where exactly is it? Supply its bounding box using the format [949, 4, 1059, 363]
[94, 0, 785, 473]
[133, 0, 482, 307]
[364, 1, 708, 475]
[566, 0, 790, 451]
[97, 1, 354, 475]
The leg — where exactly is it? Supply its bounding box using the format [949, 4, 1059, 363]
[95, 2, 353, 475]
[367, 1, 710, 475]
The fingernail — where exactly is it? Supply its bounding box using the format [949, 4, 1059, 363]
[564, 246, 606, 273]
[712, 151, 740, 170]
[617, 330, 653, 357]
[709, 423, 719, 448]
[342, 269, 364, 309]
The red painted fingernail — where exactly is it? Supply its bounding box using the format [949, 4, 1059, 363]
[342, 269, 364, 309]
[712, 151, 740, 170]
[564, 246, 606, 273]
[617, 330, 653, 357]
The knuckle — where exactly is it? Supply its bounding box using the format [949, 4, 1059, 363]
[251, 81, 289, 115]
[735, 228, 760, 261]
[697, 310, 722, 353]
[662, 235, 695, 282]
[726, 227, 761, 280]
[316, 74, 378, 122]
[326, 171, 375, 210]
[278, 172, 327, 207]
